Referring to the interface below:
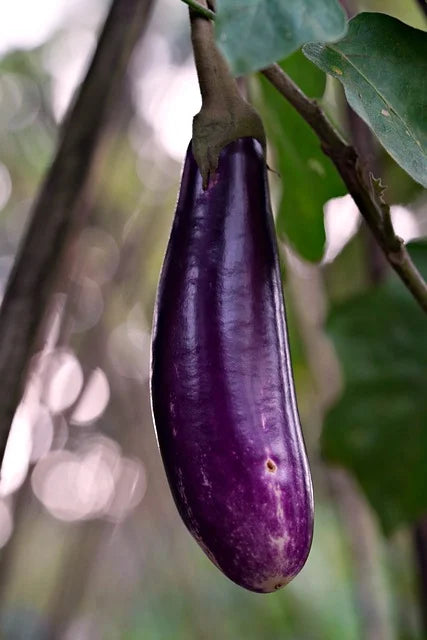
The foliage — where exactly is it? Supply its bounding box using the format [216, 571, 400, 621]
[257, 51, 346, 262]
[323, 241, 427, 534]
[303, 13, 427, 187]
[215, 0, 347, 75]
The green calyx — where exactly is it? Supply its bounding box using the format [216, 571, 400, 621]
[192, 97, 265, 188]
[190, 5, 266, 188]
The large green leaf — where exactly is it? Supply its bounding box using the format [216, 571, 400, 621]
[323, 241, 427, 534]
[303, 13, 427, 187]
[215, 0, 347, 75]
[257, 51, 346, 262]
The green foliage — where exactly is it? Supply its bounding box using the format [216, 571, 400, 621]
[215, 0, 347, 75]
[257, 51, 346, 262]
[303, 13, 427, 187]
[323, 241, 427, 534]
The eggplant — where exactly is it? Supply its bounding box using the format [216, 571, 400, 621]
[151, 137, 313, 593]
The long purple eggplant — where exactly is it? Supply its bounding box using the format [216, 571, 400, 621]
[151, 137, 313, 593]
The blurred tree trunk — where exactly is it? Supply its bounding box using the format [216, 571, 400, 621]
[0, 0, 155, 630]
[0, 0, 155, 467]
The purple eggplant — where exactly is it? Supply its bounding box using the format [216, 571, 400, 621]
[150, 137, 313, 593]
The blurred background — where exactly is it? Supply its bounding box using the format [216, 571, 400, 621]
[0, 0, 426, 638]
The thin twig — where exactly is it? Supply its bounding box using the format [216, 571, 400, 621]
[262, 64, 427, 314]
[0, 0, 155, 466]
[181, 0, 215, 20]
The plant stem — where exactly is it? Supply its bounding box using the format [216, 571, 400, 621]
[181, 0, 215, 20]
[262, 64, 427, 314]
[0, 0, 154, 467]
[189, 0, 265, 186]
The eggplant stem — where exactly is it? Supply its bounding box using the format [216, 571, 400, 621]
[189, 0, 265, 187]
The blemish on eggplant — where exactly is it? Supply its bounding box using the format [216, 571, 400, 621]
[274, 582, 283, 590]
[266, 458, 277, 473]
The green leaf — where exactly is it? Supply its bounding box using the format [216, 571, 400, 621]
[303, 13, 427, 187]
[215, 0, 347, 75]
[323, 241, 427, 534]
[256, 51, 346, 262]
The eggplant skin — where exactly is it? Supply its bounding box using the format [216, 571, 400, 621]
[151, 138, 313, 593]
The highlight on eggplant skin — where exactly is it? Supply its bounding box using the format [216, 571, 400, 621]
[150, 137, 314, 593]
